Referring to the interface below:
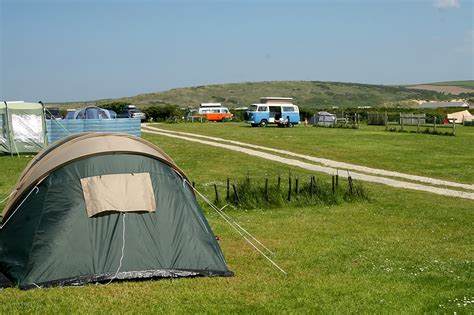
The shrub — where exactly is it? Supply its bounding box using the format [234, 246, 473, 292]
[144, 105, 183, 122]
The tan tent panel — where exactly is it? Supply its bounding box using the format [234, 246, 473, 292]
[81, 172, 156, 217]
[2, 133, 189, 221]
[447, 110, 472, 124]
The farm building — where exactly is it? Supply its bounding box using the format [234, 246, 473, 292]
[418, 101, 469, 109]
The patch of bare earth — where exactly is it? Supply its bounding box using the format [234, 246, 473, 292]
[407, 85, 474, 95]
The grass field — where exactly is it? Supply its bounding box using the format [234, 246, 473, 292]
[0, 123, 472, 313]
[149, 122, 474, 184]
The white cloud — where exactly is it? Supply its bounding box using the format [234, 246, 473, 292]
[433, 0, 461, 9]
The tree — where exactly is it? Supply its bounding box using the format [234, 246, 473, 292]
[100, 102, 131, 113]
[144, 105, 183, 121]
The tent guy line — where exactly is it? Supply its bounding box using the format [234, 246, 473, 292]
[188, 180, 287, 275]
[142, 126, 474, 201]
[142, 124, 474, 192]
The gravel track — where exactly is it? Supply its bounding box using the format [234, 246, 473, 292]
[143, 125, 474, 201]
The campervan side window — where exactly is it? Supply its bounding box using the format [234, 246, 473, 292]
[282, 106, 294, 112]
[258, 106, 268, 112]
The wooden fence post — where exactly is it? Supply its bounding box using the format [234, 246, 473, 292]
[287, 176, 292, 201]
[264, 178, 269, 202]
[295, 176, 299, 195]
[214, 184, 219, 202]
[332, 176, 335, 194]
[226, 177, 230, 199]
[232, 184, 240, 204]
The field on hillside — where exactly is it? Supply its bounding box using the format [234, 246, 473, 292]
[407, 85, 474, 95]
[0, 123, 472, 313]
[48, 80, 461, 110]
[428, 81, 474, 88]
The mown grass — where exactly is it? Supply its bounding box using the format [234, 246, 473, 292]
[151, 122, 474, 184]
[0, 128, 472, 313]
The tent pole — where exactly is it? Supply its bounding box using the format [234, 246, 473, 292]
[39, 101, 48, 147]
[3, 102, 13, 157]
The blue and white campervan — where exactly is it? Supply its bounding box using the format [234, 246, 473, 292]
[245, 97, 300, 127]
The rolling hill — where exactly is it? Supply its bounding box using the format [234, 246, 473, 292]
[48, 80, 474, 110]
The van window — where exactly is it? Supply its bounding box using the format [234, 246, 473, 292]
[258, 106, 268, 112]
[249, 105, 258, 112]
[282, 106, 294, 112]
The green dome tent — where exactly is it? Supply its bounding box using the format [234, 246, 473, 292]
[0, 133, 232, 289]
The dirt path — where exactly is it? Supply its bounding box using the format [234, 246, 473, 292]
[142, 125, 474, 201]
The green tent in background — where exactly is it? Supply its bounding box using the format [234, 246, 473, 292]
[0, 133, 232, 289]
[0, 101, 47, 155]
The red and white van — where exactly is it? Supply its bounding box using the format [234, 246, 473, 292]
[198, 103, 233, 121]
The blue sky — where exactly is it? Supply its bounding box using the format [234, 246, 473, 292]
[1, 0, 473, 102]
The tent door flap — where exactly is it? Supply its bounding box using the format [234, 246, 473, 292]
[80, 172, 156, 217]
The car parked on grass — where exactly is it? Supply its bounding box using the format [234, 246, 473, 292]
[116, 105, 146, 122]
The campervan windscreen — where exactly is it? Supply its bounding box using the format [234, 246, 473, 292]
[250, 105, 258, 111]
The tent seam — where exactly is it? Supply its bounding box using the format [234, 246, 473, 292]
[20, 182, 50, 286]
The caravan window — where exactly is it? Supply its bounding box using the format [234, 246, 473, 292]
[11, 114, 44, 143]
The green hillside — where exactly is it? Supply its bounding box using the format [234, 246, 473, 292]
[48, 80, 471, 110]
